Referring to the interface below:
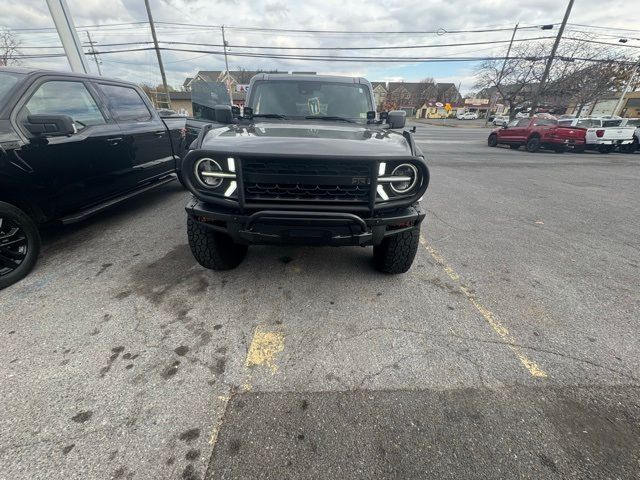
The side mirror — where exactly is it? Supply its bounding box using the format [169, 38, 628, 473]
[214, 105, 233, 124]
[231, 105, 241, 118]
[387, 110, 406, 129]
[24, 114, 76, 137]
[501, 123, 508, 129]
[243, 106, 253, 119]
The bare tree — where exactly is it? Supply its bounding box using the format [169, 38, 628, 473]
[476, 34, 634, 118]
[474, 43, 547, 119]
[0, 28, 21, 66]
[545, 36, 632, 115]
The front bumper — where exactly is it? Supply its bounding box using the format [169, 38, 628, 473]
[186, 198, 425, 246]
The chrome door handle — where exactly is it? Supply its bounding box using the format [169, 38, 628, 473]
[154, 131, 166, 137]
[106, 137, 123, 144]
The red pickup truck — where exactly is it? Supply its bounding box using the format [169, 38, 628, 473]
[488, 117, 586, 153]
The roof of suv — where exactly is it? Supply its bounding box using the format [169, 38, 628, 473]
[250, 73, 371, 85]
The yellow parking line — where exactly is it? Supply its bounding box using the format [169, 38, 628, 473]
[245, 325, 285, 374]
[420, 237, 548, 378]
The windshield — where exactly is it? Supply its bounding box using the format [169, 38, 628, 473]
[249, 80, 373, 122]
[0, 71, 25, 110]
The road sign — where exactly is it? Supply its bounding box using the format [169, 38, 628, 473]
[444, 103, 452, 112]
[435, 102, 444, 107]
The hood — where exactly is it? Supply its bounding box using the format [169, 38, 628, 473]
[199, 121, 413, 157]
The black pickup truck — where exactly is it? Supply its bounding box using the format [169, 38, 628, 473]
[181, 74, 429, 274]
[0, 67, 185, 288]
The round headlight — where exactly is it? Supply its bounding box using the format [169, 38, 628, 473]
[195, 158, 223, 188]
[390, 163, 418, 194]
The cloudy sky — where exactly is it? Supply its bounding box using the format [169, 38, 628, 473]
[2, 0, 638, 93]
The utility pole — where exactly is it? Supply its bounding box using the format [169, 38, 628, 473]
[612, 57, 639, 116]
[144, 0, 171, 109]
[485, 23, 518, 125]
[85, 31, 102, 75]
[221, 25, 233, 106]
[529, 0, 575, 116]
[46, 0, 89, 73]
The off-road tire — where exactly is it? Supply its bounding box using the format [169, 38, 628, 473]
[487, 134, 498, 147]
[0, 201, 40, 290]
[526, 136, 541, 153]
[373, 226, 420, 274]
[509, 144, 520, 150]
[187, 217, 247, 270]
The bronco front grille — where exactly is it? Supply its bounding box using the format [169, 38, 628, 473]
[242, 159, 372, 203]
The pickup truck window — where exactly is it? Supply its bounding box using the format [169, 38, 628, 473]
[516, 119, 530, 127]
[577, 119, 598, 128]
[20, 80, 106, 129]
[602, 120, 622, 127]
[250, 80, 373, 121]
[532, 119, 557, 126]
[0, 71, 25, 110]
[507, 120, 519, 128]
[99, 84, 152, 122]
[558, 120, 573, 126]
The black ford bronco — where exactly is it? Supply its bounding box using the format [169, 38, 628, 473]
[181, 74, 429, 274]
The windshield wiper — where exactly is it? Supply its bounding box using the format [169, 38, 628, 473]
[304, 115, 355, 123]
[253, 113, 287, 119]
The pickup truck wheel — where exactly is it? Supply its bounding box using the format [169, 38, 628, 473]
[526, 137, 541, 153]
[509, 144, 520, 150]
[187, 217, 247, 270]
[573, 145, 585, 153]
[487, 134, 498, 147]
[373, 226, 420, 274]
[0, 201, 40, 290]
[598, 145, 614, 154]
[620, 140, 637, 153]
[554, 146, 566, 153]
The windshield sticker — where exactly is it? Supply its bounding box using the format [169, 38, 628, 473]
[308, 97, 320, 115]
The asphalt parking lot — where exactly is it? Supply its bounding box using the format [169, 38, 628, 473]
[1, 121, 639, 479]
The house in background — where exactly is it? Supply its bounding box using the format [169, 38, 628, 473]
[168, 91, 193, 116]
[371, 82, 388, 110]
[185, 70, 294, 107]
[384, 82, 461, 116]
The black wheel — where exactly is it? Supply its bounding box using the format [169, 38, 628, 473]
[509, 144, 520, 150]
[621, 139, 638, 153]
[554, 146, 566, 153]
[598, 145, 614, 154]
[373, 226, 420, 274]
[487, 134, 498, 147]
[573, 145, 585, 153]
[526, 136, 541, 153]
[0, 201, 40, 289]
[187, 216, 247, 270]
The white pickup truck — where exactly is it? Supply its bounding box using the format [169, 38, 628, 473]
[618, 118, 639, 152]
[558, 117, 635, 153]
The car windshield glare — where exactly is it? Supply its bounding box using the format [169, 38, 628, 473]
[0, 71, 25, 110]
[249, 80, 373, 122]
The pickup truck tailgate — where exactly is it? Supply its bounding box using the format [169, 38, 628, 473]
[586, 126, 635, 143]
[556, 126, 586, 141]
